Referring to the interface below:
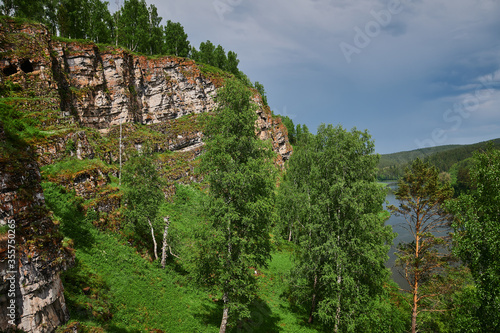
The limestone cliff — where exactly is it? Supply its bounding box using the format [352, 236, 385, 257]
[0, 17, 292, 166]
[0, 121, 73, 332]
[0, 17, 292, 332]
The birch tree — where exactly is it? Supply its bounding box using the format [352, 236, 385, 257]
[287, 124, 396, 331]
[122, 147, 164, 261]
[198, 78, 276, 333]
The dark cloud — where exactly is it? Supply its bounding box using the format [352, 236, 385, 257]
[109, 0, 500, 153]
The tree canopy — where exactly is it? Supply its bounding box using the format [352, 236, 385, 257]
[122, 147, 165, 260]
[279, 124, 399, 331]
[447, 148, 500, 331]
[197, 78, 277, 332]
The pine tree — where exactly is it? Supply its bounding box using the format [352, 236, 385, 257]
[389, 158, 454, 333]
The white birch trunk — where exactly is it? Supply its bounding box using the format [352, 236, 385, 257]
[161, 216, 170, 269]
[147, 218, 158, 261]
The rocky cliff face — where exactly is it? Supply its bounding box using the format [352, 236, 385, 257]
[0, 18, 292, 166]
[0, 17, 292, 332]
[0, 122, 73, 333]
[51, 41, 218, 129]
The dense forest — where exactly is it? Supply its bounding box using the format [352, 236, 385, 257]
[377, 139, 500, 184]
[1, 1, 500, 332]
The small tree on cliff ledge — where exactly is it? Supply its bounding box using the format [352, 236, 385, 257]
[389, 158, 454, 333]
[198, 78, 276, 333]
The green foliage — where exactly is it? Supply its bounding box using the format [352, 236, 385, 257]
[0, 81, 22, 96]
[389, 158, 455, 332]
[197, 40, 215, 66]
[213, 44, 227, 70]
[447, 148, 500, 331]
[65, 138, 76, 154]
[87, 0, 114, 44]
[42, 181, 219, 332]
[122, 146, 165, 258]
[0, 101, 43, 141]
[147, 3, 163, 55]
[226, 50, 239, 76]
[163, 20, 190, 57]
[61, 259, 115, 323]
[424, 139, 500, 172]
[1, 0, 55, 30]
[417, 266, 481, 333]
[41, 158, 113, 180]
[57, 0, 112, 42]
[116, 0, 149, 53]
[198, 78, 277, 329]
[280, 124, 398, 331]
[254, 81, 268, 106]
[378, 139, 500, 181]
[280, 115, 296, 145]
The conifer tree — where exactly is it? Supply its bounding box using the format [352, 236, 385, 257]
[389, 158, 454, 333]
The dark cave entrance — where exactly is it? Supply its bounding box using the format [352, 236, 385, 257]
[2, 64, 17, 76]
[20, 59, 34, 73]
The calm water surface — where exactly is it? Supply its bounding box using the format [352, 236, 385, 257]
[382, 182, 411, 289]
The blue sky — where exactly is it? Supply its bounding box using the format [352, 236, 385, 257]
[112, 0, 500, 154]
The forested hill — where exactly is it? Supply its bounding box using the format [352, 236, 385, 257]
[377, 138, 500, 180]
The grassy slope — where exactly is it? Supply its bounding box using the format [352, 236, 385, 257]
[43, 182, 219, 332]
[43, 178, 320, 333]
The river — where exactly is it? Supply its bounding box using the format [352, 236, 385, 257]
[383, 181, 411, 289]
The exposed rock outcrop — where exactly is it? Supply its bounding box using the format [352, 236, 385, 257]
[0, 17, 293, 333]
[0, 122, 73, 333]
[0, 17, 292, 166]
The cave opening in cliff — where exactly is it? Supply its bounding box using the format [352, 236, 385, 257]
[2, 64, 17, 76]
[20, 59, 34, 73]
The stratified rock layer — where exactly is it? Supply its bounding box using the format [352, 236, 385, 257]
[0, 17, 293, 333]
[0, 122, 72, 333]
[0, 18, 292, 166]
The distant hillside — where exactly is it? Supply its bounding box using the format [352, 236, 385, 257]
[378, 138, 500, 180]
[425, 138, 500, 171]
[379, 145, 463, 169]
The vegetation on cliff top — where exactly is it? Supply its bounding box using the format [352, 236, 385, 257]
[2, 4, 499, 333]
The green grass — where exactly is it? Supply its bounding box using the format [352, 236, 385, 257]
[44, 182, 219, 332]
[43, 181, 323, 333]
[41, 158, 115, 180]
[253, 247, 320, 333]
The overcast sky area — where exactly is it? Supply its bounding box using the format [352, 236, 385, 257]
[111, 0, 500, 154]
